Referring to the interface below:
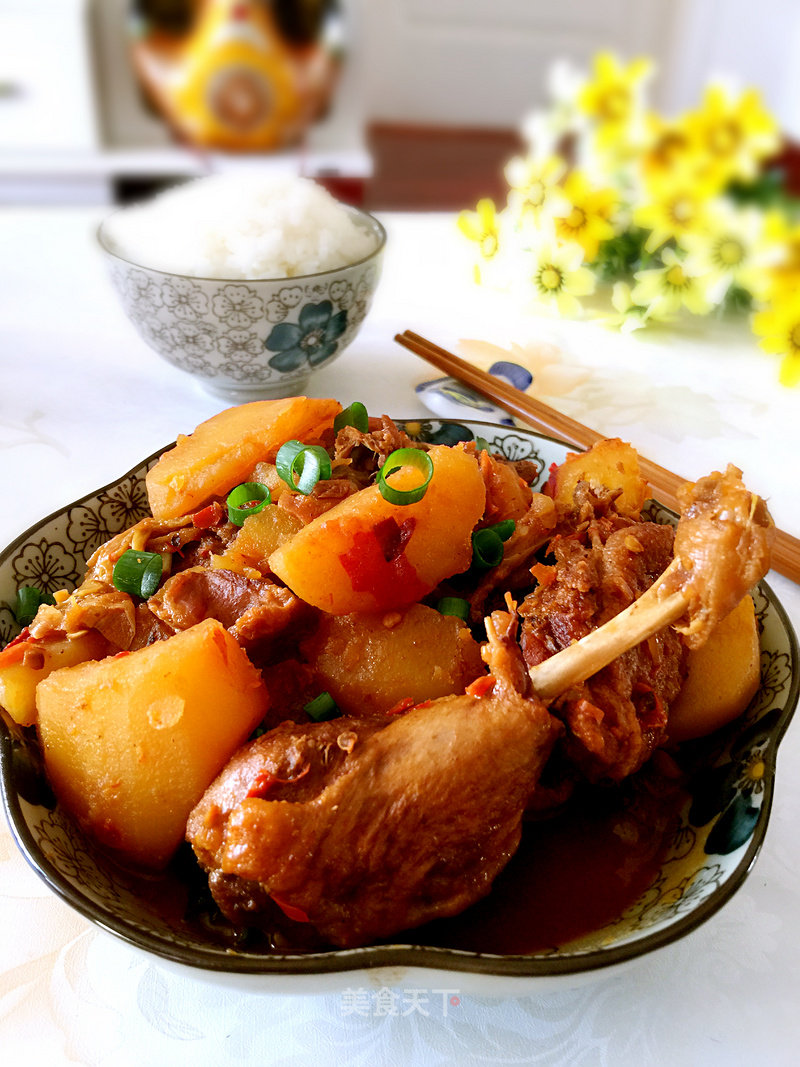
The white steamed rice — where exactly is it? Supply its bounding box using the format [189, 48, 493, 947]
[103, 173, 378, 280]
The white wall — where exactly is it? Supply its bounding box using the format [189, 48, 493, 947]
[660, 0, 800, 137]
[353, 0, 800, 136]
[355, 0, 676, 127]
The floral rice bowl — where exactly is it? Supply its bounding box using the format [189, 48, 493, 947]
[98, 186, 385, 401]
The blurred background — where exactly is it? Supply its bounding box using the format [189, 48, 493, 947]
[1, 0, 799, 210]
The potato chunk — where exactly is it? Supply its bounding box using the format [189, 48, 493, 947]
[37, 619, 268, 867]
[146, 396, 341, 519]
[269, 445, 486, 614]
[0, 630, 109, 728]
[301, 604, 485, 716]
[210, 505, 303, 578]
[666, 595, 760, 743]
[553, 439, 648, 518]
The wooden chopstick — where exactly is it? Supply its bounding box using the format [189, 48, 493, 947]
[395, 329, 800, 585]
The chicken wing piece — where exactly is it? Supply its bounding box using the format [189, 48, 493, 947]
[186, 612, 560, 948]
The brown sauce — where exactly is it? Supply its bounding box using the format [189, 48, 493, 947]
[412, 774, 686, 955]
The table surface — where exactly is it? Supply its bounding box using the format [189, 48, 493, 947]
[1, 206, 799, 1066]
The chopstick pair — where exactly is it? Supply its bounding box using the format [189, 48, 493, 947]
[394, 329, 800, 585]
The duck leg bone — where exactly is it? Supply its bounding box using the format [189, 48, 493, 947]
[526, 464, 775, 701]
[527, 559, 687, 700]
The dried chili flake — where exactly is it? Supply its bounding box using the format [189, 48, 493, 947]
[270, 893, 311, 923]
[466, 675, 495, 698]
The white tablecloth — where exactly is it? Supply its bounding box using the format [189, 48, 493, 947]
[1, 207, 799, 1065]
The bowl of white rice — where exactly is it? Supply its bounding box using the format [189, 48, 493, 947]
[98, 174, 386, 400]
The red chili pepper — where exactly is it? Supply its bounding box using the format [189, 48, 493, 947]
[0, 628, 33, 666]
[191, 502, 224, 529]
[633, 682, 666, 727]
[543, 461, 560, 498]
[385, 696, 416, 717]
[270, 893, 311, 923]
[466, 675, 495, 698]
[246, 763, 310, 799]
[338, 520, 428, 610]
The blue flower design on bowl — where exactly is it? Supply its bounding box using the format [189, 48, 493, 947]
[265, 300, 348, 372]
[687, 706, 783, 855]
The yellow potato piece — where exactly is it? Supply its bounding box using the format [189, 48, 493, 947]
[269, 445, 486, 614]
[667, 595, 760, 743]
[301, 603, 485, 716]
[554, 439, 648, 518]
[146, 396, 341, 519]
[0, 630, 108, 728]
[37, 618, 269, 868]
[210, 505, 303, 578]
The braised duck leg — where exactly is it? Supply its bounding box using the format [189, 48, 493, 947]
[187, 611, 560, 948]
[528, 464, 774, 700]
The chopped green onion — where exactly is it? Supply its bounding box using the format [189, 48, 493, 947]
[377, 448, 434, 505]
[112, 549, 163, 599]
[436, 597, 470, 622]
[474, 436, 491, 453]
[304, 691, 340, 722]
[471, 527, 505, 570]
[469, 520, 516, 571]
[490, 519, 516, 542]
[334, 401, 369, 433]
[276, 440, 333, 495]
[227, 481, 271, 525]
[12, 586, 56, 627]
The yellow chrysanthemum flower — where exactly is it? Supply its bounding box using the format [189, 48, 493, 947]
[601, 281, 651, 333]
[763, 217, 800, 296]
[457, 198, 509, 284]
[640, 111, 696, 184]
[576, 52, 652, 149]
[752, 300, 800, 387]
[457, 198, 502, 261]
[602, 280, 673, 332]
[634, 169, 717, 253]
[504, 154, 570, 226]
[680, 201, 783, 301]
[631, 246, 723, 317]
[684, 84, 781, 185]
[555, 171, 618, 261]
[525, 238, 596, 316]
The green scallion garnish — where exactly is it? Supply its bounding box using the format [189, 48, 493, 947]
[475, 436, 491, 453]
[471, 528, 505, 570]
[227, 481, 271, 525]
[304, 691, 340, 722]
[436, 596, 470, 622]
[12, 586, 56, 627]
[276, 440, 333, 495]
[377, 448, 434, 505]
[491, 519, 516, 542]
[334, 401, 369, 434]
[112, 549, 163, 599]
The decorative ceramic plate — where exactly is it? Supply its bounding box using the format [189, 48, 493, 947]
[0, 421, 797, 992]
